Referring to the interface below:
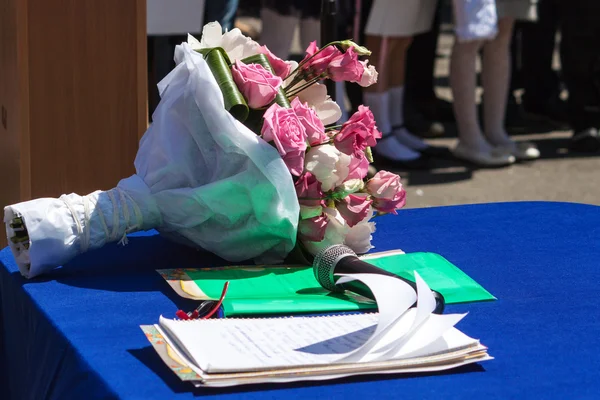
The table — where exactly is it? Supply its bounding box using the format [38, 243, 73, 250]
[2, 201, 600, 399]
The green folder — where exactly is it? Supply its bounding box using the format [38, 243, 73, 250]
[161, 251, 495, 317]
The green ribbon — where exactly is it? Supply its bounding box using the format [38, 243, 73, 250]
[198, 47, 249, 122]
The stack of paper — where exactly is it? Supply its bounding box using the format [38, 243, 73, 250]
[141, 272, 491, 387]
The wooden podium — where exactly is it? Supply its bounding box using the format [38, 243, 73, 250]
[0, 0, 148, 247]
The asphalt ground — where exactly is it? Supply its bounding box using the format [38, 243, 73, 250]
[393, 28, 600, 209]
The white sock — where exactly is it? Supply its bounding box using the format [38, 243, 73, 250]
[363, 91, 392, 134]
[336, 81, 348, 123]
[389, 86, 428, 151]
[364, 91, 420, 161]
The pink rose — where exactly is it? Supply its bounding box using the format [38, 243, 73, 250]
[299, 214, 329, 242]
[290, 98, 327, 146]
[366, 171, 407, 214]
[261, 103, 308, 176]
[333, 106, 382, 156]
[295, 172, 324, 207]
[327, 47, 363, 83]
[358, 60, 378, 87]
[346, 153, 369, 181]
[337, 194, 373, 227]
[231, 60, 282, 109]
[258, 45, 291, 79]
[300, 41, 342, 77]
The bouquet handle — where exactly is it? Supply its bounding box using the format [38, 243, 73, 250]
[4, 175, 162, 278]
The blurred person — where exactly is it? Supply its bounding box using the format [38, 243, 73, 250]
[337, 0, 447, 134]
[339, 0, 372, 115]
[518, 0, 566, 124]
[148, 0, 241, 119]
[506, 0, 567, 129]
[450, 0, 540, 167]
[404, 1, 455, 138]
[259, 0, 321, 59]
[204, 0, 240, 31]
[364, 0, 450, 169]
[235, 0, 262, 39]
[559, 0, 600, 152]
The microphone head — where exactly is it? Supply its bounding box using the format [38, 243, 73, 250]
[312, 244, 357, 292]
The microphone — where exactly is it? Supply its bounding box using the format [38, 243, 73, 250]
[312, 244, 445, 314]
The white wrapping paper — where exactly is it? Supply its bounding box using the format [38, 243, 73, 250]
[4, 43, 300, 278]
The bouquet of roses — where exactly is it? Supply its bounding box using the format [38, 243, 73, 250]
[4, 22, 406, 279]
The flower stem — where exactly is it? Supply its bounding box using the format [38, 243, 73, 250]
[287, 77, 320, 94]
[284, 41, 342, 81]
[325, 124, 343, 131]
[372, 211, 388, 218]
[309, 140, 334, 148]
[286, 75, 326, 97]
[283, 75, 305, 93]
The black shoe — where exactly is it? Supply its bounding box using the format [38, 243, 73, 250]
[419, 145, 454, 159]
[504, 97, 533, 134]
[404, 108, 445, 138]
[522, 96, 570, 128]
[569, 127, 600, 153]
[415, 98, 455, 123]
[372, 151, 431, 170]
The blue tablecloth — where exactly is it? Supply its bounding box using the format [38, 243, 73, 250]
[2, 201, 600, 399]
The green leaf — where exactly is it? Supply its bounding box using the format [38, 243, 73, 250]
[338, 40, 372, 56]
[198, 47, 249, 122]
[300, 205, 323, 220]
[365, 146, 374, 163]
[197, 47, 232, 64]
[331, 179, 365, 200]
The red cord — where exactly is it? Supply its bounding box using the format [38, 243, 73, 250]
[201, 281, 230, 319]
[175, 310, 190, 320]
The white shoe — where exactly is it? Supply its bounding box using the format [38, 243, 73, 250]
[453, 143, 516, 167]
[375, 135, 421, 161]
[495, 141, 540, 161]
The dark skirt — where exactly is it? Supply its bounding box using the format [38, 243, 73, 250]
[261, 0, 323, 19]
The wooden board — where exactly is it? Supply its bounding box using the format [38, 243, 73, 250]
[0, 0, 148, 248]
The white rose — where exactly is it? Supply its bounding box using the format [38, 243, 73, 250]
[188, 22, 260, 62]
[283, 60, 299, 87]
[302, 207, 350, 256]
[359, 60, 378, 87]
[294, 82, 342, 125]
[305, 145, 351, 192]
[344, 208, 376, 254]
